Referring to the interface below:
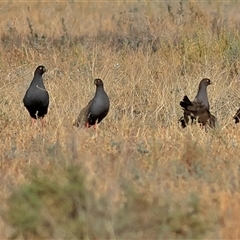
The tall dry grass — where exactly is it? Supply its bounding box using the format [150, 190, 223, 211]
[0, 0, 240, 238]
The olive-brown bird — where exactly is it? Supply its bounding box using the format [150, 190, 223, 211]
[74, 78, 110, 128]
[179, 78, 215, 128]
[180, 95, 216, 128]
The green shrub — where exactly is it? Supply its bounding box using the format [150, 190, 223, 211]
[8, 166, 89, 239]
[7, 165, 217, 239]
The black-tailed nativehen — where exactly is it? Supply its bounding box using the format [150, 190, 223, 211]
[23, 65, 49, 126]
[74, 78, 110, 128]
[180, 95, 216, 128]
[179, 78, 216, 128]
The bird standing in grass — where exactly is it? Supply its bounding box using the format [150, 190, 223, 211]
[179, 78, 216, 128]
[180, 95, 216, 128]
[74, 78, 110, 128]
[23, 65, 49, 127]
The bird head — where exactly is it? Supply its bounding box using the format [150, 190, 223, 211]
[35, 65, 47, 76]
[94, 78, 104, 86]
[201, 78, 212, 86]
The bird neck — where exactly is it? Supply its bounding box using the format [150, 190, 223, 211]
[96, 85, 104, 91]
[197, 85, 207, 95]
[34, 71, 42, 77]
[94, 86, 105, 99]
[31, 75, 44, 87]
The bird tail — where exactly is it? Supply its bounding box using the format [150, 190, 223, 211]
[73, 105, 89, 128]
[180, 95, 192, 109]
[233, 108, 240, 124]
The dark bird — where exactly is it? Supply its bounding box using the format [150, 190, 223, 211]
[74, 78, 110, 128]
[23, 65, 49, 125]
[233, 108, 240, 124]
[179, 78, 216, 128]
[193, 78, 212, 110]
[180, 95, 216, 128]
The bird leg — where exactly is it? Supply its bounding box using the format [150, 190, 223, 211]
[179, 116, 187, 128]
[29, 118, 39, 139]
[199, 122, 207, 132]
[183, 111, 189, 125]
[31, 118, 37, 125]
[40, 118, 46, 136]
[31, 116, 45, 135]
[41, 118, 45, 128]
[93, 119, 99, 130]
[93, 120, 99, 138]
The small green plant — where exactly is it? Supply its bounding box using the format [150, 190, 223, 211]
[7, 166, 89, 239]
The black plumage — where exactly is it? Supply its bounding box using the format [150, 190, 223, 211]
[23, 65, 49, 120]
[233, 108, 240, 124]
[74, 78, 110, 128]
[179, 78, 215, 128]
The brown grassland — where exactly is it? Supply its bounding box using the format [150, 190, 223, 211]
[1, 0, 240, 239]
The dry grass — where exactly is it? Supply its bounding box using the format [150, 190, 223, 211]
[1, 0, 240, 238]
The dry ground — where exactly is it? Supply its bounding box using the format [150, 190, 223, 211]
[1, 1, 240, 239]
